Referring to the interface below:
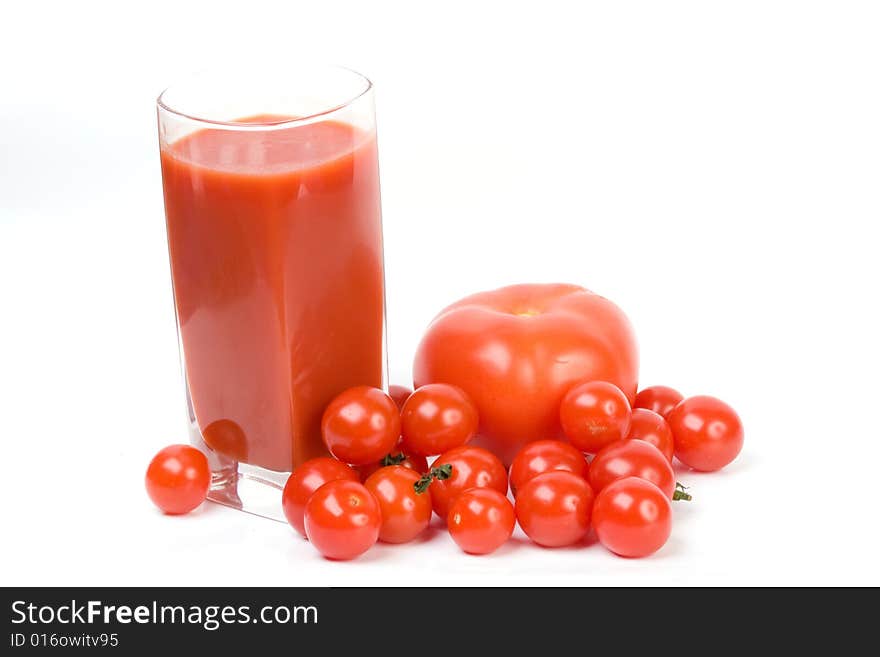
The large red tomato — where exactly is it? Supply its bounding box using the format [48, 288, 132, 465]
[413, 284, 638, 464]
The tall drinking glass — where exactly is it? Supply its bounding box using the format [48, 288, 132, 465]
[157, 66, 386, 520]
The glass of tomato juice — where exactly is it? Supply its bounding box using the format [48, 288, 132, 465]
[157, 66, 387, 520]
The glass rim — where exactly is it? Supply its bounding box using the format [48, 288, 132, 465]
[156, 64, 373, 129]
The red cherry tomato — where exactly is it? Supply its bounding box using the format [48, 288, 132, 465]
[626, 408, 674, 462]
[388, 385, 412, 411]
[448, 488, 515, 555]
[413, 283, 639, 465]
[304, 480, 381, 560]
[559, 381, 632, 454]
[589, 440, 675, 499]
[364, 466, 432, 544]
[634, 385, 683, 419]
[514, 471, 595, 547]
[508, 439, 588, 497]
[321, 386, 401, 465]
[282, 457, 359, 537]
[400, 383, 479, 457]
[145, 444, 211, 515]
[593, 477, 672, 558]
[667, 395, 744, 472]
[355, 450, 429, 482]
[202, 418, 248, 462]
[429, 446, 508, 520]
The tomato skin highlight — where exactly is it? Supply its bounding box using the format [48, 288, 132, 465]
[429, 446, 508, 520]
[321, 386, 401, 465]
[626, 408, 675, 462]
[282, 457, 359, 537]
[508, 439, 589, 497]
[515, 471, 595, 548]
[668, 395, 744, 472]
[388, 385, 413, 411]
[593, 477, 672, 558]
[145, 444, 211, 515]
[304, 480, 381, 560]
[634, 385, 683, 419]
[589, 440, 676, 500]
[559, 381, 632, 454]
[400, 383, 478, 457]
[448, 488, 515, 555]
[413, 283, 638, 465]
[364, 466, 432, 544]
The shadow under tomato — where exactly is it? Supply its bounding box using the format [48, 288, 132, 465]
[429, 515, 449, 530]
[408, 525, 442, 545]
[510, 529, 599, 552]
[344, 544, 393, 564]
[150, 499, 219, 519]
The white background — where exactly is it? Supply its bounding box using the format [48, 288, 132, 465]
[2, 0, 879, 586]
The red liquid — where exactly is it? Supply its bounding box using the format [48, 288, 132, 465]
[160, 116, 385, 472]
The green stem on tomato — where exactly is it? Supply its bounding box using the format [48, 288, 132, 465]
[381, 452, 409, 467]
[413, 464, 453, 494]
[673, 482, 692, 502]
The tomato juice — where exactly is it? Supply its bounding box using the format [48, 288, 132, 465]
[160, 116, 385, 472]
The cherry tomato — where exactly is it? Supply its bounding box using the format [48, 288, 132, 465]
[448, 488, 515, 555]
[429, 446, 508, 520]
[414, 283, 638, 464]
[514, 471, 595, 547]
[593, 477, 672, 558]
[145, 444, 211, 515]
[508, 439, 589, 497]
[559, 381, 632, 454]
[626, 408, 674, 462]
[400, 383, 478, 457]
[202, 418, 248, 462]
[321, 386, 401, 465]
[304, 480, 381, 560]
[282, 457, 359, 537]
[589, 440, 675, 499]
[634, 385, 683, 419]
[355, 450, 429, 482]
[388, 385, 412, 411]
[667, 395, 744, 472]
[364, 466, 432, 544]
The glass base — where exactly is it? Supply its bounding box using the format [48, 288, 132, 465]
[207, 462, 289, 523]
[187, 417, 289, 523]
